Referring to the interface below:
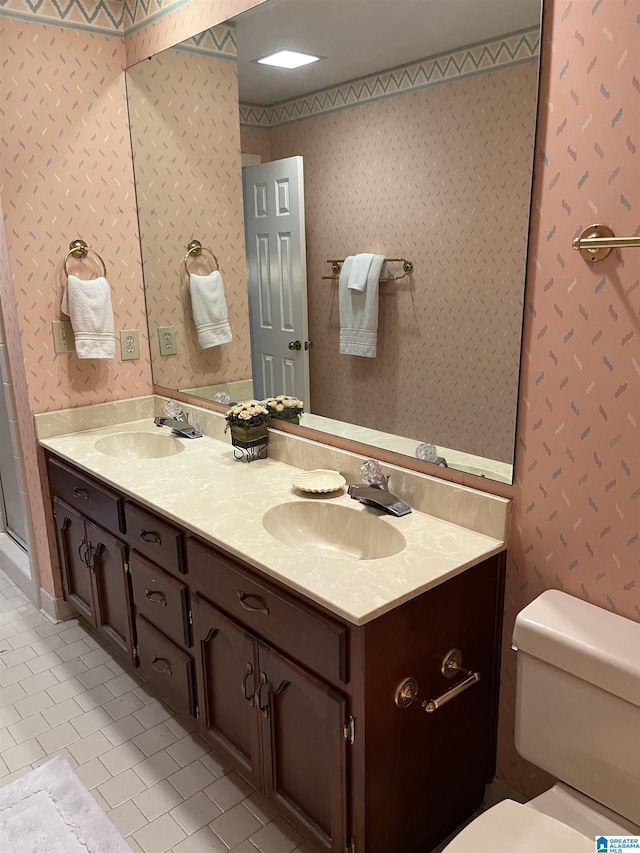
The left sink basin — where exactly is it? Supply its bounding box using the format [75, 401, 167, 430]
[95, 432, 185, 459]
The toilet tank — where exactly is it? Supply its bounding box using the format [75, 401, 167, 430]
[512, 590, 640, 825]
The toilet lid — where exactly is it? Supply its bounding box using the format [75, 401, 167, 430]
[442, 799, 594, 852]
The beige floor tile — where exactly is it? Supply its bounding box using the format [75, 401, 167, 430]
[46, 675, 87, 704]
[0, 704, 21, 730]
[81, 647, 113, 669]
[50, 657, 89, 682]
[170, 790, 223, 835]
[7, 712, 50, 745]
[24, 650, 62, 675]
[37, 720, 81, 753]
[199, 751, 232, 779]
[243, 790, 282, 825]
[249, 817, 304, 853]
[0, 662, 31, 687]
[12, 689, 54, 719]
[0, 645, 37, 668]
[99, 767, 148, 809]
[133, 699, 174, 729]
[133, 812, 187, 853]
[100, 740, 147, 776]
[108, 798, 148, 837]
[105, 671, 141, 697]
[2, 737, 45, 771]
[132, 749, 181, 788]
[210, 803, 263, 848]
[133, 722, 178, 757]
[77, 663, 115, 690]
[68, 730, 112, 764]
[103, 713, 146, 746]
[134, 779, 184, 821]
[0, 727, 16, 751]
[71, 706, 113, 737]
[104, 691, 145, 721]
[76, 683, 118, 712]
[205, 771, 254, 812]
[167, 759, 216, 800]
[56, 639, 93, 662]
[172, 825, 228, 852]
[0, 683, 27, 709]
[75, 756, 113, 790]
[166, 733, 209, 768]
[42, 696, 84, 728]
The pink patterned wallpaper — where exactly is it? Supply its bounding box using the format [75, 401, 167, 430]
[242, 62, 539, 462]
[124, 0, 267, 68]
[496, 0, 639, 795]
[127, 41, 252, 391]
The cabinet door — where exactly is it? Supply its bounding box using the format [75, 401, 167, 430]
[259, 643, 349, 852]
[86, 518, 133, 661]
[191, 593, 262, 786]
[53, 498, 95, 625]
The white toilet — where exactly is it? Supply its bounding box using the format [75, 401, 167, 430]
[444, 589, 640, 852]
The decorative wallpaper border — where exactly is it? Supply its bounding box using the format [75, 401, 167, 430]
[0, 0, 125, 35]
[174, 21, 236, 59]
[240, 27, 540, 128]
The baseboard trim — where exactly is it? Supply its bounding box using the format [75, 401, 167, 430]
[40, 587, 76, 623]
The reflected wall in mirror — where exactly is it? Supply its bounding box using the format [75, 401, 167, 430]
[127, 0, 543, 484]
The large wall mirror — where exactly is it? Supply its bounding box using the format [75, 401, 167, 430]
[126, 0, 543, 484]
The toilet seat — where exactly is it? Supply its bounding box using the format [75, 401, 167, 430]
[442, 799, 593, 852]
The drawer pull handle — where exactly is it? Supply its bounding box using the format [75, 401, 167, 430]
[242, 662, 255, 706]
[145, 589, 167, 606]
[151, 656, 172, 675]
[257, 672, 269, 719]
[237, 591, 269, 616]
[73, 487, 89, 500]
[140, 530, 162, 545]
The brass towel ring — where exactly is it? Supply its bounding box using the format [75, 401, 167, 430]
[63, 239, 107, 277]
[184, 240, 219, 275]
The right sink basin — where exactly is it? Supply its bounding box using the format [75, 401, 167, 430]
[262, 500, 406, 561]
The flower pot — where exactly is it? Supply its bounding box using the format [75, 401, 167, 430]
[229, 423, 269, 449]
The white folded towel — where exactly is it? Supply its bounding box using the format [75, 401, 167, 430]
[348, 253, 376, 291]
[61, 275, 115, 359]
[339, 254, 384, 358]
[189, 271, 232, 349]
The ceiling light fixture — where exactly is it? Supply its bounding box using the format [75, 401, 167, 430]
[256, 49, 322, 70]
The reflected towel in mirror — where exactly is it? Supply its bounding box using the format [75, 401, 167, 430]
[339, 255, 383, 357]
[61, 275, 115, 359]
[189, 271, 232, 348]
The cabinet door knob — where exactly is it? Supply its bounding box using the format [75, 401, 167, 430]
[151, 656, 172, 675]
[288, 340, 302, 351]
[237, 591, 269, 616]
[73, 487, 89, 500]
[145, 589, 167, 606]
[140, 530, 162, 545]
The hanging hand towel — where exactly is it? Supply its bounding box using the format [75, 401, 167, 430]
[348, 253, 375, 291]
[189, 271, 233, 349]
[61, 275, 115, 359]
[339, 254, 384, 358]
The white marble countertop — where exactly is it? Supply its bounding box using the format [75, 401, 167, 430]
[39, 419, 507, 626]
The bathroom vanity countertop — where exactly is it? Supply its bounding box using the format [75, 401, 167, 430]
[40, 420, 507, 625]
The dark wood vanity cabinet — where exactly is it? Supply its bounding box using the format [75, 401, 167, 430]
[46, 452, 505, 853]
[53, 498, 133, 661]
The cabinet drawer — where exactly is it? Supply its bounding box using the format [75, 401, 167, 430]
[125, 502, 184, 576]
[188, 538, 348, 685]
[136, 616, 195, 717]
[130, 553, 191, 649]
[48, 457, 123, 533]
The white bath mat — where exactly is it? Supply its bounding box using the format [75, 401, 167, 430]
[0, 755, 131, 852]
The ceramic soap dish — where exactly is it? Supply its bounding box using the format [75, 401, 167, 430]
[290, 469, 346, 494]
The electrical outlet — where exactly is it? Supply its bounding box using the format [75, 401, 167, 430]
[158, 325, 178, 356]
[52, 320, 75, 354]
[120, 329, 140, 361]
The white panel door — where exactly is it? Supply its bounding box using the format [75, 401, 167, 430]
[243, 156, 309, 403]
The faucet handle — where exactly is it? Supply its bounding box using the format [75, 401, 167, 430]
[163, 400, 187, 422]
[360, 460, 389, 490]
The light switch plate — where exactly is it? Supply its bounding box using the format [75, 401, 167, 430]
[120, 329, 140, 360]
[158, 325, 178, 356]
[52, 320, 75, 353]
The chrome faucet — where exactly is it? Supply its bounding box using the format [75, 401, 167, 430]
[154, 402, 202, 438]
[347, 460, 411, 517]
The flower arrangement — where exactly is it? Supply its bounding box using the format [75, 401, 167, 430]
[261, 395, 304, 422]
[224, 400, 270, 431]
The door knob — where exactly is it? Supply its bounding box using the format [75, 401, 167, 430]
[288, 340, 302, 351]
